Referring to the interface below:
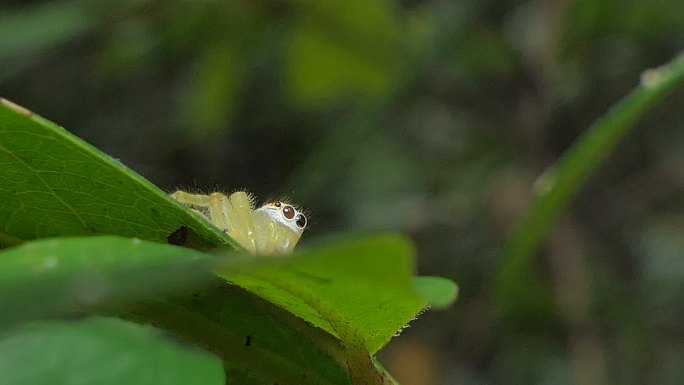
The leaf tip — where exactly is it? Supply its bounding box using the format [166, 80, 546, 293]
[414, 276, 458, 309]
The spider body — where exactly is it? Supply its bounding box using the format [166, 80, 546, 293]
[170, 190, 306, 254]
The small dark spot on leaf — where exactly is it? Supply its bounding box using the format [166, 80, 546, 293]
[244, 335, 252, 347]
[150, 207, 161, 219]
[167, 226, 188, 245]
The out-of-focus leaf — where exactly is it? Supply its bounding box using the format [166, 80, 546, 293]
[184, 46, 243, 135]
[0, 98, 236, 250]
[0, 317, 224, 385]
[0, 2, 93, 80]
[414, 276, 458, 309]
[0, 236, 211, 325]
[284, 0, 403, 105]
[496, 52, 684, 320]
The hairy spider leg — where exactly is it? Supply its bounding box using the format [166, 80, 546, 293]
[171, 191, 234, 231]
[223, 191, 257, 253]
[170, 190, 259, 253]
[170, 190, 213, 218]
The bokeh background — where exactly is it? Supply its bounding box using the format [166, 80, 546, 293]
[4, 1, 684, 384]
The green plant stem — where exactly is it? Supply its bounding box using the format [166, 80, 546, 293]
[496, 52, 684, 318]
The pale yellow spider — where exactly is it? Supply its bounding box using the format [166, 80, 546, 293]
[170, 190, 307, 255]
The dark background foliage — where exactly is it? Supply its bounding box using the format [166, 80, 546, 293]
[3, 0, 684, 384]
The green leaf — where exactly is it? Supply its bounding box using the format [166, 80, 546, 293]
[0, 234, 440, 385]
[0, 235, 352, 385]
[126, 281, 353, 385]
[0, 98, 236, 250]
[414, 276, 459, 309]
[496, 53, 684, 320]
[0, 317, 224, 385]
[220, 234, 426, 355]
[0, 236, 211, 325]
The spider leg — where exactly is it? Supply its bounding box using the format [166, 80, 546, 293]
[226, 191, 257, 253]
[171, 190, 234, 232]
[170, 190, 213, 208]
[171, 190, 214, 219]
[207, 192, 235, 234]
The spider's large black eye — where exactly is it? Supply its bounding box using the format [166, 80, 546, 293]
[295, 214, 307, 229]
[282, 205, 295, 220]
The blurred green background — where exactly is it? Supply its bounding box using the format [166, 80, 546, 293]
[3, 0, 684, 384]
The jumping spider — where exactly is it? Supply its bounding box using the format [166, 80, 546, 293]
[171, 190, 307, 255]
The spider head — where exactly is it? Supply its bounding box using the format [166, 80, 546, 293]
[257, 200, 307, 234]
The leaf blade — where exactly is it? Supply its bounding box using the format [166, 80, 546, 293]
[0, 236, 211, 325]
[0, 317, 225, 385]
[220, 234, 428, 354]
[0, 98, 235, 249]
